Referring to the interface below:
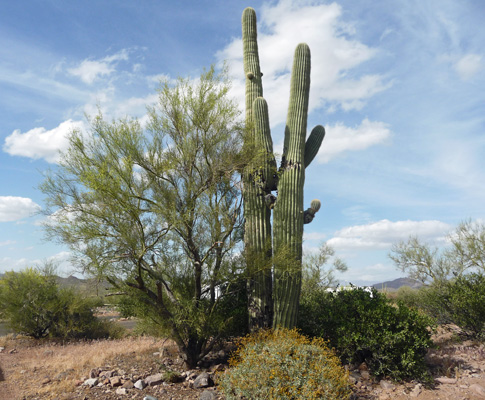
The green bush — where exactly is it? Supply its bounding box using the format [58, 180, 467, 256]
[218, 329, 351, 400]
[0, 268, 116, 339]
[394, 286, 423, 309]
[299, 287, 434, 381]
[444, 273, 485, 338]
[396, 274, 485, 339]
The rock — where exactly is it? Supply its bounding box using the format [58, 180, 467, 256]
[409, 383, 422, 397]
[83, 378, 99, 387]
[358, 362, 368, 371]
[0, 347, 4, 353]
[122, 379, 134, 389]
[100, 369, 116, 378]
[110, 376, 122, 387]
[8, 349, 17, 354]
[210, 363, 225, 373]
[134, 379, 147, 390]
[41, 377, 51, 385]
[435, 377, 457, 384]
[89, 368, 99, 378]
[143, 396, 158, 400]
[360, 370, 371, 380]
[200, 389, 217, 400]
[193, 372, 213, 389]
[471, 384, 485, 397]
[145, 372, 164, 386]
[379, 380, 395, 390]
[115, 387, 128, 395]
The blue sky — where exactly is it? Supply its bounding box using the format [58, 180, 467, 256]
[1, 0, 484, 285]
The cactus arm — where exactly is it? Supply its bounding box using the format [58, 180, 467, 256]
[304, 125, 325, 168]
[304, 199, 321, 224]
[242, 7, 263, 124]
[253, 97, 277, 192]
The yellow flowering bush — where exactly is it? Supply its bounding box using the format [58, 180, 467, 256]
[218, 329, 351, 399]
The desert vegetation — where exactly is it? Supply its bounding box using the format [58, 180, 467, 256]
[2, 6, 485, 400]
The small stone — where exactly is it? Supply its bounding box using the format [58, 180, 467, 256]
[89, 368, 99, 378]
[193, 372, 213, 389]
[143, 396, 159, 400]
[379, 380, 395, 390]
[435, 377, 457, 384]
[409, 383, 422, 397]
[200, 389, 217, 400]
[110, 376, 122, 387]
[8, 349, 17, 354]
[145, 372, 164, 386]
[101, 370, 116, 378]
[210, 363, 224, 372]
[41, 377, 51, 385]
[360, 370, 371, 380]
[20, 370, 27, 374]
[115, 387, 128, 395]
[134, 379, 147, 390]
[122, 379, 134, 389]
[358, 362, 368, 371]
[0, 347, 4, 353]
[471, 384, 485, 397]
[83, 378, 99, 387]
[152, 352, 160, 357]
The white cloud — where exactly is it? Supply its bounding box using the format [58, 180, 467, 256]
[3, 119, 85, 163]
[68, 49, 129, 84]
[328, 219, 452, 250]
[0, 251, 73, 275]
[0, 196, 41, 222]
[218, 1, 390, 126]
[454, 53, 482, 80]
[317, 119, 391, 163]
[303, 231, 327, 242]
[0, 240, 15, 247]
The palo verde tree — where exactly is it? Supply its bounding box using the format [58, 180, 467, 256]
[40, 67, 245, 368]
[242, 7, 325, 329]
[389, 220, 485, 285]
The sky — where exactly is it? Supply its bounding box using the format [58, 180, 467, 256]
[1, 0, 484, 285]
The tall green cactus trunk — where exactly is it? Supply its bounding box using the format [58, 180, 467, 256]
[242, 7, 274, 330]
[272, 43, 311, 328]
[242, 7, 325, 330]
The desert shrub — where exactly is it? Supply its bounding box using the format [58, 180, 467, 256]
[399, 273, 485, 338]
[218, 329, 351, 400]
[0, 268, 115, 339]
[394, 286, 423, 309]
[438, 273, 485, 338]
[299, 287, 434, 381]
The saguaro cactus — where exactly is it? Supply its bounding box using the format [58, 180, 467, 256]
[242, 7, 325, 329]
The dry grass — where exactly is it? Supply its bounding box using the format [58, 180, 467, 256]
[5, 336, 173, 399]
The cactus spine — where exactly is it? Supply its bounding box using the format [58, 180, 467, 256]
[242, 7, 324, 329]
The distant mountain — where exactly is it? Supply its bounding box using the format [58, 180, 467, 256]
[372, 277, 423, 291]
